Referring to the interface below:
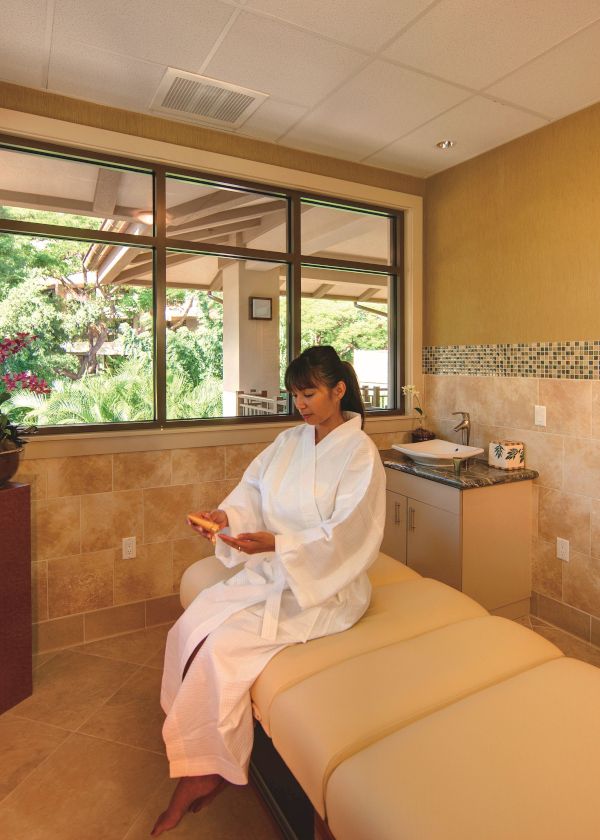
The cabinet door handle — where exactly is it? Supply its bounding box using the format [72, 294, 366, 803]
[394, 502, 400, 524]
[408, 506, 415, 530]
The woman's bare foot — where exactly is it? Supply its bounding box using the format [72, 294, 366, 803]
[150, 774, 226, 836]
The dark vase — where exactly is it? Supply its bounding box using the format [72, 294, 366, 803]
[411, 427, 436, 443]
[0, 447, 23, 487]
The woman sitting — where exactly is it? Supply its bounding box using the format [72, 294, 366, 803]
[152, 345, 386, 835]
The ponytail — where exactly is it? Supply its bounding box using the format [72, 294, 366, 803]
[340, 360, 365, 427]
[285, 345, 365, 428]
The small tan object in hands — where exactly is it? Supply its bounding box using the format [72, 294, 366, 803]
[188, 514, 221, 533]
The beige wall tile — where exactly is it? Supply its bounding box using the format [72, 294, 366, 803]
[31, 561, 48, 623]
[115, 543, 172, 605]
[48, 549, 115, 618]
[113, 450, 171, 490]
[171, 446, 225, 485]
[369, 431, 411, 450]
[14, 458, 48, 500]
[591, 381, 600, 439]
[538, 487, 590, 554]
[531, 537, 562, 601]
[143, 484, 195, 544]
[539, 379, 592, 437]
[590, 499, 600, 559]
[424, 374, 465, 420]
[471, 424, 563, 489]
[46, 455, 112, 498]
[225, 442, 267, 479]
[563, 437, 600, 497]
[146, 593, 182, 625]
[81, 489, 144, 553]
[194, 479, 238, 512]
[172, 537, 214, 591]
[84, 601, 145, 642]
[33, 614, 84, 653]
[477, 376, 538, 429]
[563, 550, 600, 618]
[534, 592, 591, 641]
[32, 496, 81, 561]
[592, 616, 600, 647]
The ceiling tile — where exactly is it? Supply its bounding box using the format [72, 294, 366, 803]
[205, 11, 366, 107]
[48, 40, 166, 113]
[383, 0, 600, 89]
[365, 96, 548, 176]
[237, 98, 308, 141]
[486, 20, 600, 119]
[243, 0, 434, 51]
[281, 59, 469, 160]
[0, 0, 49, 88]
[53, 0, 235, 71]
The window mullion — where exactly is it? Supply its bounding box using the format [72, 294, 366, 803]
[154, 167, 167, 426]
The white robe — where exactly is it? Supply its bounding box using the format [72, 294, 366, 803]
[160, 412, 386, 782]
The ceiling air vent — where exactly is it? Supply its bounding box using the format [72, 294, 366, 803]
[150, 68, 268, 128]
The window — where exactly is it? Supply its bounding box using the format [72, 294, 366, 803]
[0, 136, 403, 432]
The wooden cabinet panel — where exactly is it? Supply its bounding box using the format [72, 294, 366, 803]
[383, 467, 533, 616]
[381, 490, 407, 563]
[406, 499, 461, 589]
[0, 482, 32, 714]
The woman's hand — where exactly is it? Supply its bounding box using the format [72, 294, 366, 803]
[218, 531, 276, 555]
[187, 509, 228, 543]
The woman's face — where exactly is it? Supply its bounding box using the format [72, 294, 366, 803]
[291, 379, 345, 428]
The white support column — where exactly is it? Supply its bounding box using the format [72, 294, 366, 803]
[222, 261, 281, 416]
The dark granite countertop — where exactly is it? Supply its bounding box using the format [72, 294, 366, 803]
[380, 449, 538, 490]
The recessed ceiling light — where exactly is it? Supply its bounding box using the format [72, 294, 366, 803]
[436, 139, 455, 150]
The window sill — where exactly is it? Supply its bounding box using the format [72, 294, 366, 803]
[21, 415, 416, 459]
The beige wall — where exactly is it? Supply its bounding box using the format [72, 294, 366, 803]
[0, 81, 424, 198]
[424, 101, 600, 346]
[425, 375, 600, 646]
[18, 429, 408, 653]
[0, 88, 423, 650]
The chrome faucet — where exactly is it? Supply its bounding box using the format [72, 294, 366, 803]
[452, 411, 471, 446]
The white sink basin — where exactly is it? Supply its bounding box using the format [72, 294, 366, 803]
[392, 439, 484, 468]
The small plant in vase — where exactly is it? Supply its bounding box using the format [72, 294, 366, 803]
[0, 333, 50, 485]
[402, 384, 435, 443]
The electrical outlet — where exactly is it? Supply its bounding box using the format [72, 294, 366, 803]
[556, 537, 570, 562]
[534, 405, 546, 427]
[122, 536, 136, 560]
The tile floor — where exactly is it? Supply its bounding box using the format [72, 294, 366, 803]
[1, 624, 282, 840]
[2, 615, 599, 840]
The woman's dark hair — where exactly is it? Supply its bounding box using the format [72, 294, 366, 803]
[284, 345, 365, 427]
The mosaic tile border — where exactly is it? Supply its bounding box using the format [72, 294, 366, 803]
[423, 341, 600, 379]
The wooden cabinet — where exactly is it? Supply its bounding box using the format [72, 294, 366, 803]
[0, 482, 32, 714]
[383, 466, 533, 618]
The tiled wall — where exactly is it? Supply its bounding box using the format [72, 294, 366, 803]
[16, 430, 404, 653]
[424, 372, 600, 646]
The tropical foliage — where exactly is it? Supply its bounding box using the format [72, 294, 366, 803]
[0, 209, 388, 427]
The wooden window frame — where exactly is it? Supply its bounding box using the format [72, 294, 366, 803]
[0, 133, 404, 435]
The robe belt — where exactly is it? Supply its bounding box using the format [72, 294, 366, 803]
[260, 575, 285, 641]
[225, 559, 286, 642]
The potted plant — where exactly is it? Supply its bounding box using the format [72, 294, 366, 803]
[0, 333, 50, 486]
[402, 384, 435, 443]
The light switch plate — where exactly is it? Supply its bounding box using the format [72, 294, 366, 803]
[534, 404, 546, 426]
